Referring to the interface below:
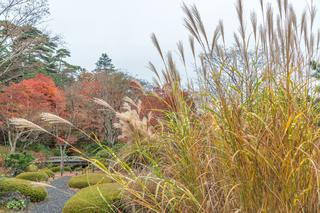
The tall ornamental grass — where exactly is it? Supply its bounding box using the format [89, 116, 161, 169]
[11, 0, 320, 212]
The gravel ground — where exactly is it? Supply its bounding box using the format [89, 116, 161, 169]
[26, 176, 76, 213]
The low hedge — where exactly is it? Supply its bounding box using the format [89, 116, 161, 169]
[51, 166, 72, 173]
[0, 178, 47, 202]
[63, 183, 122, 213]
[51, 166, 60, 172]
[40, 168, 55, 178]
[68, 173, 112, 189]
[25, 164, 38, 172]
[16, 171, 49, 182]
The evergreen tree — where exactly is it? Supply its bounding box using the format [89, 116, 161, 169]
[95, 53, 115, 71]
[0, 22, 81, 86]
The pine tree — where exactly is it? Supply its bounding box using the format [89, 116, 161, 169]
[95, 53, 115, 72]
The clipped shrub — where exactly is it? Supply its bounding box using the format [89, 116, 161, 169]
[68, 173, 112, 189]
[0, 178, 47, 202]
[25, 164, 38, 172]
[51, 166, 72, 173]
[66, 166, 73, 171]
[64, 166, 72, 172]
[51, 166, 60, 172]
[47, 163, 54, 169]
[16, 171, 49, 182]
[72, 166, 83, 172]
[63, 183, 122, 213]
[40, 168, 55, 178]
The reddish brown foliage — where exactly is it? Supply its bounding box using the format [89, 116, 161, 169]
[139, 87, 194, 126]
[0, 74, 66, 122]
[66, 71, 133, 141]
[55, 135, 77, 145]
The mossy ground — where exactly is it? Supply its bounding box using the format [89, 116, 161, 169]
[63, 183, 122, 213]
[68, 173, 112, 189]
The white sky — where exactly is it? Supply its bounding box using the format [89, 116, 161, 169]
[47, 0, 319, 81]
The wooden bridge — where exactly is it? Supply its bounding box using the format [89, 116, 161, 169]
[41, 156, 89, 166]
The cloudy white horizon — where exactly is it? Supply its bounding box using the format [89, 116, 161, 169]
[47, 0, 319, 81]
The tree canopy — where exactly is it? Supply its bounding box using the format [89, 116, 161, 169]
[95, 53, 115, 72]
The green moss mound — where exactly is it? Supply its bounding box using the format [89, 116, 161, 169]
[51, 166, 60, 172]
[16, 171, 48, 182]
[25, 164, 38, 172]
[51, 166, 72, 173]
[40, 168, 55, 178]
[0, 178, 47, 202]
[68, 173, 112, 189]
[63, 183, 122, 213]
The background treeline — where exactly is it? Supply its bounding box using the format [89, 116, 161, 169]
[0, 0, 150, 160]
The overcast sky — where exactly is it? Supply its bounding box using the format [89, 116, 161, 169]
[47, 0, 319, 81]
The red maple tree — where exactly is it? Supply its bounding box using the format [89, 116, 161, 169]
[66, 71, 133, 144]
[0, 74, 66, 153]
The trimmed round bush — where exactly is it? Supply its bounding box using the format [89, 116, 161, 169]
[16, 171, 48, 182]
[72, 166, 83, 172]
[63, 183, 122, 213]
[25, 164, 38, 172]
[64, 166, 72, 172]
[40, 168, 55, 178]
[0, 178, 47, 202]
[51, 166, 72, 173]
[51, 166, 60, 172]
[68, 173, 112, 189]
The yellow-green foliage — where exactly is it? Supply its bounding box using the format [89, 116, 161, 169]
[63, 183, 122, 213]
[16, 171, 48, 182]
[25, 164, 38, 172]
[0, 178, 47, 202]
[68, 173, 112, 189]
[40, 168, 55, 178]
[14, 0, 320, 212]
[86, 1, 320, 212]
[51, 166, 72, 173]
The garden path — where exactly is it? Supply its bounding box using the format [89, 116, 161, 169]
[25, 176, 75, 213]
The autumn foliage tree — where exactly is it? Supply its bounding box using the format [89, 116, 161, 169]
[66, 71, 134, 147]
[0, 74, 65, 153]
[132, 81, 194, 126]
[108, 80, 194, 144]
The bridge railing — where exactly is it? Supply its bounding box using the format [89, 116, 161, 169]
[38, 156, 89, 166]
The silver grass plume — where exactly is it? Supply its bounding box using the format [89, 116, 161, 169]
[93, 98, 115, 112]
[9, 118, 49, 133]
[40, 113, 73, 126]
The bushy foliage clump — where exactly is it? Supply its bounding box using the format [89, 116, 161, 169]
[40, 168, 55, 178]
[68, 173, 112, 189]
[5, 153, 34, 175]
[63, 183, 122, 213]
[25, 164, 38, 172]
[0, 178, 47, 202]
[16, 171, 49, 182]
[51, 166, 72, 173]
